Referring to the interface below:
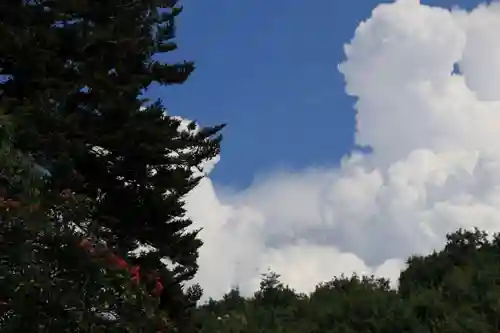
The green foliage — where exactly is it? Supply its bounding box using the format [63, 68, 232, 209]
[399, 228, 500, 332]
[5, 2, 500, 333]
[194, 229, 500, 333]
[0, 118, 169, 332]
[1, 0, 224, 331]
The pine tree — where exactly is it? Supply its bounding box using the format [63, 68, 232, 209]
[0, 113, 172, 332]
[0, 0, 224, 330]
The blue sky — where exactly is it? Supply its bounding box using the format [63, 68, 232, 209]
[160, 0, 500, 298]
[147, 0, 486, 189]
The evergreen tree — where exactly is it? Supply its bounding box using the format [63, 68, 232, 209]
[0, 0, 224, 330]
[0, 113, 171, 332]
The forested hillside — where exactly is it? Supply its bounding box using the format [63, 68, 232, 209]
[193, 229, 500, 333]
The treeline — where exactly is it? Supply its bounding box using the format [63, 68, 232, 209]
[193, 228, 500, 333]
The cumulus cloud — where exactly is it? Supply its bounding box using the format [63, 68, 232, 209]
[183, 0, 500, 300]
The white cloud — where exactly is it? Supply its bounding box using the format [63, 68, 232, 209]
[183, 0, 500, 300]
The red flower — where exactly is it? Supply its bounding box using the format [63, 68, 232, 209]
[78, 238, 92, 251]
[152, 279, 164, 296]
[114, 257, 128, 269]
[130, 265, 141, 283]
[77, 238, 165, 294]
[131, 273, 140, 284]
[129, 265, 140, 275]
[107, 253, 129, 269]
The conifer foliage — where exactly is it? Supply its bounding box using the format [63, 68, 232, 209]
[0, 115, 169, 332]
[0, 0, 224, 331]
